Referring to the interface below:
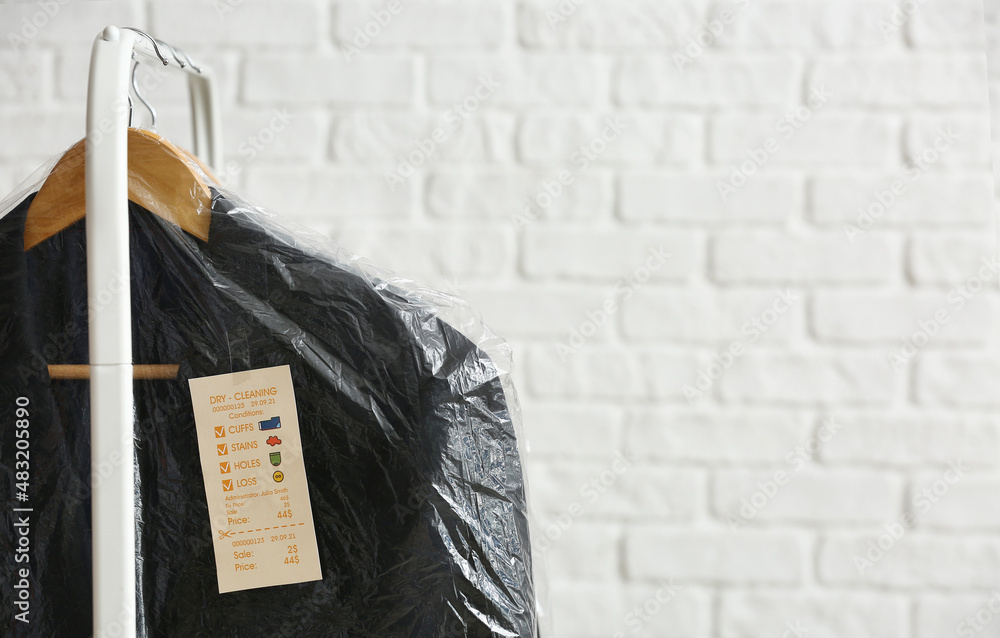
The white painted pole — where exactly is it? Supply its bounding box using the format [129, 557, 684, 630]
[86, 25, 137, 638]
[85, 25, 220, 636]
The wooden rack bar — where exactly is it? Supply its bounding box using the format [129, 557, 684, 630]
[48, 364, 180, 380]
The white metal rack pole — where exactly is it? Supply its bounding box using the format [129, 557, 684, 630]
[85, 25, 219, 636]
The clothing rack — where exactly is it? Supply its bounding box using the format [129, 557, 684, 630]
[85, 25, 220, 636]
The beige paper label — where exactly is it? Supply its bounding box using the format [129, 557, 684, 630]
[188, 365, 322, 593]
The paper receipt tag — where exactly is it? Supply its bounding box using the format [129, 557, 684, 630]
[188, 365, 322, 593]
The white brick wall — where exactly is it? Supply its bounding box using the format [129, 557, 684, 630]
[3, 1, 1000, 636]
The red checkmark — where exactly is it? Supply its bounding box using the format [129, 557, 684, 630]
[214, 426, 226, 438]
[219, 462, 231, 474]
[222, 479, 233, 492]
[217, 443, 228, 456]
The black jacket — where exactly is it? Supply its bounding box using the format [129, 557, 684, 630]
[0, 191, 535, 637]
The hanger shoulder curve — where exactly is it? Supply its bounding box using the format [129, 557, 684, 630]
[24, 128, 214, 251]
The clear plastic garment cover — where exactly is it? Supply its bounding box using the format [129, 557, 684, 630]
[0, 136, 538, 636]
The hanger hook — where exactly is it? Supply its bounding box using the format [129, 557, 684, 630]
[121, 27, 168, 66]
[156, 39, 186, 68]
[120, 27, 203, 74]
[177, 47, 202, 73]
[131, 61, 157, 130]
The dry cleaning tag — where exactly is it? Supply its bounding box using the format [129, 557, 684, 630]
[188, 364, 322, 593]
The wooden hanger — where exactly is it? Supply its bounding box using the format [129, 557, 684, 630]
[25, 127, 214, 249]
[26, 127, 217, 381]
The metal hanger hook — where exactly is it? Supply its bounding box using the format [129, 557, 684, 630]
[121, 27, 168, 66]
[120, 27, 204, 74]
[131, 61, 157, 130]
[156, 39, 186, 68]
[177, 47, 203, 73]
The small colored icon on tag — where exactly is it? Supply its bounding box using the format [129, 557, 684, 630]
[214, 426, 226, 438]
[269, 452, 281, 467]
[272, 471, 284, 483]
[220, 461, 231, 474]
[259, 416, 281, 431]
[266, 435, 281, 446]
[217, 443, 228, 456]
[222, 479, 233, 492]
